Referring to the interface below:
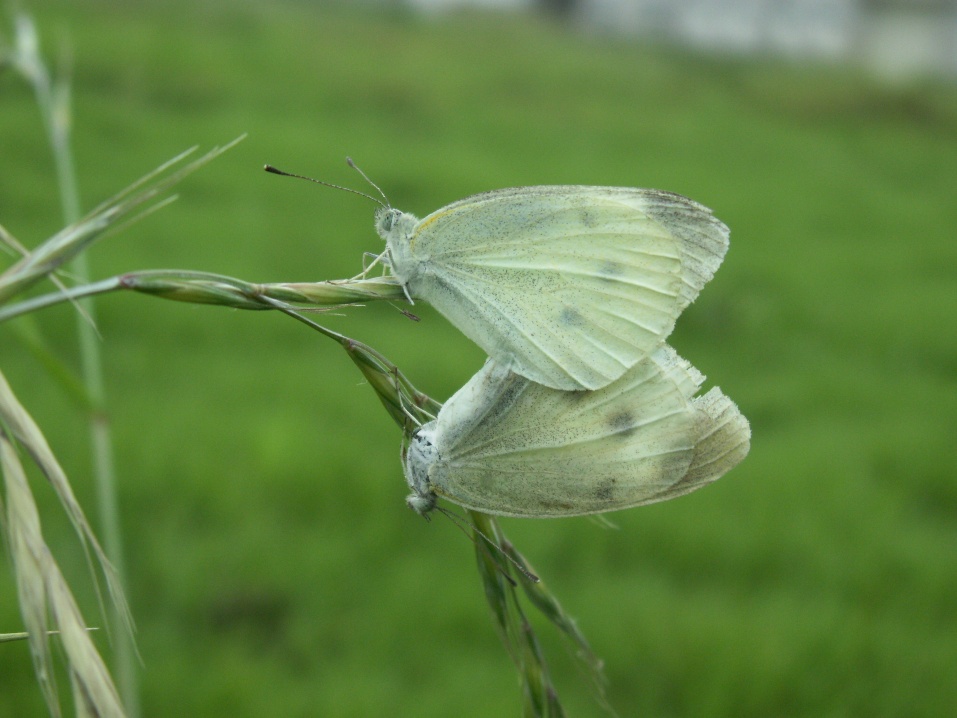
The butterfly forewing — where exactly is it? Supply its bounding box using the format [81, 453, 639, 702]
[393, 186, 729, 390]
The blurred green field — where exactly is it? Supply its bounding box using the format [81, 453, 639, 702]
[2, 1, 956, 716]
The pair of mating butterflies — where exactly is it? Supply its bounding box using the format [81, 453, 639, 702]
[369, 184, 750, 518]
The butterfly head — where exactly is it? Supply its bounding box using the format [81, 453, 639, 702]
[375, 206, 417, 242]
[403, 427, 439, 517]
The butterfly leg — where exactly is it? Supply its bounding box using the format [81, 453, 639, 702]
[391, 366, 428, 430]
[350, 251, 386, 280]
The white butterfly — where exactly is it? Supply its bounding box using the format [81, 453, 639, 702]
[378, 186, 729, 391]
[403, 345, 750, 518]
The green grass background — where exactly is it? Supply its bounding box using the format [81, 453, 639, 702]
[2, 1, 956, 716]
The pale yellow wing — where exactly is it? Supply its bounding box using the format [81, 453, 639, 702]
[426, 346, 747, 518]
[398, 186, 729, 391]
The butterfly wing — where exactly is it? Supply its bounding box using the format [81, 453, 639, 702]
[649, 386, 751, 503]
[427, 345, 746, 518]
[398, 186, 729, 391]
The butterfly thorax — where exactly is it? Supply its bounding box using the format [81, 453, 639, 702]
[403, 426, 440, 516]
[377, 208, 423, 285]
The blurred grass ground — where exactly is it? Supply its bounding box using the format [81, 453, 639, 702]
[1, 0, 955, 716]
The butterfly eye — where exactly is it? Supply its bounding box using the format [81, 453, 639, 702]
[376, 207, 400, 234]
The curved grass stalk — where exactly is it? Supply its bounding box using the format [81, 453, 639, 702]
[1, 372, 129, 718]
[0, 273, 406, 324]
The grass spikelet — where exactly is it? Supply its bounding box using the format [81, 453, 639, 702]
[0, 273, 405, 324]
[0, 370, 132, 637]
[0, 139, 243, 306]
[2, 434, 60, 714]
[2, 435, 124, 717]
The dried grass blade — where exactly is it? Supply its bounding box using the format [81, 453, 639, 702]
[0, 369, 133, 636]
[2, 435, 126, 717]
[1, 434, 59, 716]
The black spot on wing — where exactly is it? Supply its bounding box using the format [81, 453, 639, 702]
[598, 260, 625, 283]
[560, 307, 585, 327]
[607, 410, 637, 439]
[594, 478, 617, 502]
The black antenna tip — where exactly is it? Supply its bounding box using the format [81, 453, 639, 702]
[345, 156, 356, 168]
[263, 162, 386, 207]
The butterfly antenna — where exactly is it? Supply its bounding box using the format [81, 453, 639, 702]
[346, 157, 390, 207]
[435, 506, 540, 583]
[264, 165, 386, 208]
[392, 304, 421, 322]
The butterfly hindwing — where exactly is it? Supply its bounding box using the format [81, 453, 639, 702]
[418, 346, 747, 518]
